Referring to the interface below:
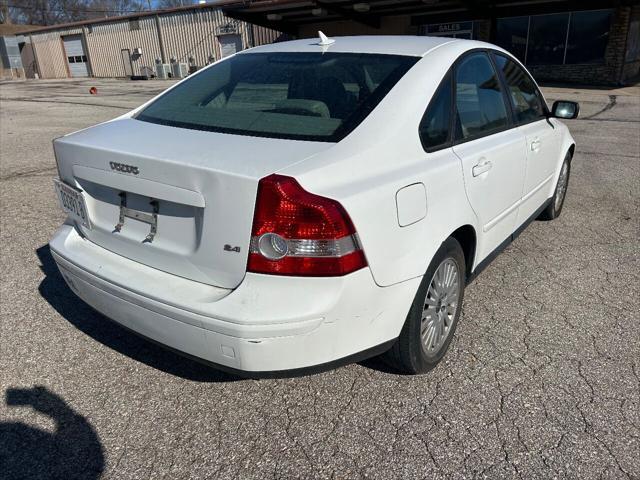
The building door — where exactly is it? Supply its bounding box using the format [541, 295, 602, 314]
[62, 35, 89, 77]
[218, 34, 242, 58]
[121, 49, 133, 77]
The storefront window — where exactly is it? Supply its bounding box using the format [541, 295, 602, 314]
[565, 10, 612, 64]
[495, 10, 613, 66]
[495, 16, 528, 62]
[527, 13, 569, 65]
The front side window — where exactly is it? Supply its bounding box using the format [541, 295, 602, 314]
[454, 52, 509, 140]
[137, 52, 418, 142]
[419, 71, 452, 151]
[493, 54, 545, 124]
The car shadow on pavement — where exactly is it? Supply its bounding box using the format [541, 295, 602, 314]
[36, 245, 240, 383]
[0, 386, 104, 480]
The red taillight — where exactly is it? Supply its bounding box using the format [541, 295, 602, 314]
[247, 174, 367, 276]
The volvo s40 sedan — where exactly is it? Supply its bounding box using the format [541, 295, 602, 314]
[50, 35, 578, 376]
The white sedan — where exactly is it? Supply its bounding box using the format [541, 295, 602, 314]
[50, 34, 578, 376]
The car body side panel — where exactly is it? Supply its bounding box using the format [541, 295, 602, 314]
[282, 45, 481, 287]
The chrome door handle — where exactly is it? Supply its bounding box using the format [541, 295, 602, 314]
[472, 160, 492, 177]
[530, 139, 542, 152]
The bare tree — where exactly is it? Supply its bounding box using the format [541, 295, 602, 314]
[1, 0, 11, 24]
[7, 0, 146, 25]
[156, 0, 197, 8]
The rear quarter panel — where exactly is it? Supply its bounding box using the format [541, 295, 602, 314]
[281, 43, 480, 287]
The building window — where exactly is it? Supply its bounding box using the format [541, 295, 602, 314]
[495, 9, 613, 66]
[565, 10, 613, 64]
[527, 13, 569, 65]
[495, 16, 528, 63]
[129, 19, 140, 31]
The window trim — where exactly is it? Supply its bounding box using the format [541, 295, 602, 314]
[450, 49, 515, 147]
[418, 68, 454, 153]
[490, 50, 550, 128]
[419, 48, 552, 153]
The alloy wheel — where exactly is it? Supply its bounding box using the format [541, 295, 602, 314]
[555, 162, 569, 211]
[421, 258, 461, 355]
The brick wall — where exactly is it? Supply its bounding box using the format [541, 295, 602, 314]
[621, 4, 640, 83]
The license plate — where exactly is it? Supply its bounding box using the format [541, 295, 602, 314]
[54, 179, 92, 229]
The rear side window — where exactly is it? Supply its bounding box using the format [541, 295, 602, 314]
[419, 71, 452, 151]
[137, 52, 418, 142]
[454, 52, 509, 140]
[493, 53, 546, 124]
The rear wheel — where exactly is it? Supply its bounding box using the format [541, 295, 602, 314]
[539, 153, 571, 221]
[385, 237, 466, 374]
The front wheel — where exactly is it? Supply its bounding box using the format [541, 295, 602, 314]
[539, 153, 571, 221]
[384, 237, 466, 374]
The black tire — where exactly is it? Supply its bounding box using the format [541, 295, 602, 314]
[384, 237, 466, 374]
[538, 152, 571, 221]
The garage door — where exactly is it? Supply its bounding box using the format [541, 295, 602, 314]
[219, 34, 243, 58]
[63, 35, 89, 77]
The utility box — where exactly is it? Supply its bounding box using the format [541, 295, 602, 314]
[171, 62, 188, 79]
[155, 63, 171, 79]
[0, 36, 23, 69]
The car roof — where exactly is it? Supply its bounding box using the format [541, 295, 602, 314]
[241, 35, 487, 57]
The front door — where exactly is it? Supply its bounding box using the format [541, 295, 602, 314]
[492, 53, 561, 225]
[451, 52, 527, 263]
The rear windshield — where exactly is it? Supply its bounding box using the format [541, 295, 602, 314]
[136, 52, 418, 142]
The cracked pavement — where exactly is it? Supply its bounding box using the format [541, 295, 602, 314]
[1, 79, 638, 479]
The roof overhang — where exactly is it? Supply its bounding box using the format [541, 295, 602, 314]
[223, 0, 636, 36]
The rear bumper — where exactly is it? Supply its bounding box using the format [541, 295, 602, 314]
[50, 224, 420, 374]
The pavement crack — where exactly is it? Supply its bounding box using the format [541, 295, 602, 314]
[1, 166, 57, 181]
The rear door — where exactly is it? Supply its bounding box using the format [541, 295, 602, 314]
[452, 51, 527, 262]
[492, 52, 561, 225]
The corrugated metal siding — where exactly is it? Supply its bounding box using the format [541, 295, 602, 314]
[86, 17, 162, 77]
[28, 8, 280, 79]
[158, 10, 268, 66]
[252, 25, 284, 45]
[31, 27, 83, 78]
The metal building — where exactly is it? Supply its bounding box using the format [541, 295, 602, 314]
[15, 2, 282, 80]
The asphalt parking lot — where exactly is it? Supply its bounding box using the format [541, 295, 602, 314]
[1, 78, 639, 480]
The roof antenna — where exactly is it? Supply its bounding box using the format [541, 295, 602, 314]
[317, 31, 335, 46]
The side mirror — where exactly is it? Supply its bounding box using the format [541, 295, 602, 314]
[551, 100, 580, 119]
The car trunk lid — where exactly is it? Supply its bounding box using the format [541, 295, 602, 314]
[53, 118, 331, 289]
